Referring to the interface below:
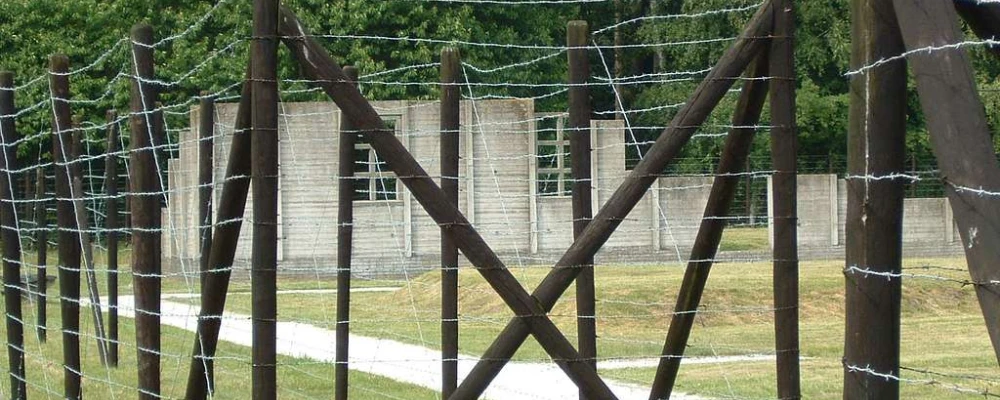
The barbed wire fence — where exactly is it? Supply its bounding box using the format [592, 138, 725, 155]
[0, 0, 997, 399]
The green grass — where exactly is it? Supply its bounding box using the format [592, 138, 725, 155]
[718, 227, 770, 251]
[0, 246, 436, 399]
[203, 257, 999, 398]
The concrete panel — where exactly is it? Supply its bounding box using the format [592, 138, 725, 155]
[776, 174, 838, 247]
[658, 176, 713, 256]
[903, 198, 948, 243]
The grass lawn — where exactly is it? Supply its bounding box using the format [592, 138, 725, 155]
[206, 257, 999, 399]
[0, 246, 437, 399]
[719, 226, 770, 252]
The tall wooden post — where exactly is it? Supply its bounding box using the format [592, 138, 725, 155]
[648, 53, 771, 400]
[444, 3, 777, 396]
[105, 110, 120, 367]
[129, 23, 163, 400]
[894, 0, 1000, 365]
[34, 166, 47, 343]
[184, 75, 253, 400]
[439, 49, 461, 399]
[567, 22, 596, 398]
[0, 71, 27, 400]
[251, 0, 280, 397]
[769, 1, 800, 398]
[50, 54, 83, 400]
[74, 176, 110, 366]
[843, 0, 907, 397]
[199, 95, 214, 290]
[335, 65, 358, 400]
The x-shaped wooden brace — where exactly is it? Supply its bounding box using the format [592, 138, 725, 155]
[278, 2, 774, 398]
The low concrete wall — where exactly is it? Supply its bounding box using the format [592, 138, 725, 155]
[162, 100, 966, 276]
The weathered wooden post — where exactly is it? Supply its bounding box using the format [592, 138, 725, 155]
[953, 0, 1000, 58]
[769, 1, 800, 398]
[438, 49, 461, 399]
[199, 94, 214, 290]
[105, 110, 120, 367]
[34, 166, 47, 343]
[648, 52, 771, 400]
[894, 0, 1000, 365]
[567, 22, 596, 399]
[843, 0, 907, 397]
[73, 176, 110, 366]
[445, 3, 777, 396]
[278, 9, 618, 397]
[0, 70, 27, 400]
[50, 53, 84, 400]
[129, 23, 163, 400]
[184, 74, 253, 400]
[335, 65, 358, 400]
[252, 0, 280, 397]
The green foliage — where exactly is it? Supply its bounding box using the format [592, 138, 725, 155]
[1, 0, 998, 175]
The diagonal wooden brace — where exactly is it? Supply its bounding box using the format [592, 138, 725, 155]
[278, 6, 619, 399]
[451, 1, 776, 398]
[648, 50, 772, 400]
[893, 0, 1000, 365]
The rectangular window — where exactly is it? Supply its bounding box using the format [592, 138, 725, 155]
[536, 113, 572, 196]
[353, 116, 401, 201]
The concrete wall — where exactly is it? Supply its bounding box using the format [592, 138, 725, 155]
[783, 175, 962, 255]
[163, 101, 966, 274]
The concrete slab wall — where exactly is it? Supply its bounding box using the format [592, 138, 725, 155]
[162, 101, 966, 274]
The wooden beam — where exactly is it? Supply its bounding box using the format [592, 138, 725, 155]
[251, 0, 280, 397]
[104, 110, 120, 367]
[455, 3, 776, 397]
[843, 0, 907, 397]
[769, 1, 800, 398]
[567, 22, 597, 400]
[198, 95, 215, 291]
[893, 0, 1000, 364]
[953, 0, 1000, 58]
[335, 65, 358, 400]
[439, 49, 461, 399]
[0, 70, 26, 400]
[648, 51, 771, 400]
[129, 23, 162, 400]
[278, 7, 618, 398]
[50, 53, 83, 400]
[73, 176, 110, 366]
[34, 166, 47, 343]
[184, 73, 253, 400]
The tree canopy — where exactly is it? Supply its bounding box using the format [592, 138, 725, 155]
[0, 0, 997, 175]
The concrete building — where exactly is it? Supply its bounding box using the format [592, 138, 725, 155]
[161, 100, 963, 276]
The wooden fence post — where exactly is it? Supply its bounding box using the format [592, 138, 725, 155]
[439, 49, 461, 399]
[278, 8, 617, 397]
[335, 65, 358, 400]
[769, 1, 800, 398]
[567, 22, 596, 398]
[50, 53, 83, 400]
[648, 52, 771, 400]
[129, 23, 163, 400]
[894, 0, 1000, 365]
[105, 110, 120, 367]
[0, 70, 27, 400]
[843, 0, 907, 397]
[34, 166, 47, 343]
[199, 94, 214, 290]
[73, 176, 110, 366]
[447, 4, 776, 396]
[184, 74, 253, 400]
[251, 0, 280, 397]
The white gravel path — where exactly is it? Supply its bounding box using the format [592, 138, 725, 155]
[104, 293, 710, 400]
